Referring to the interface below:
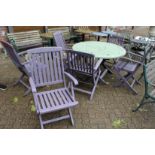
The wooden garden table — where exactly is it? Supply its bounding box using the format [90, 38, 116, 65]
[73, 41, 126, 83]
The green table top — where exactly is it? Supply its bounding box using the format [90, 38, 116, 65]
[73, 41, 126, 59]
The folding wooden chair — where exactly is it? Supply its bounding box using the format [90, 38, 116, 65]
[66, 50, 102, 100]
[27, 47, 79, 128]
[0, 40, 31, 95]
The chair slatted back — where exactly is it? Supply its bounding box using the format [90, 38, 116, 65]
[27, 47, 65, 87]
[126, 52, 144, 64]
[7, 30, 43, 51]
[53, 31, 67, 50]
[66, 50, 95, 76]
[0, 40, 27, 74]
[48, 27, 70, 35]
[108, 35, 125, 46]
[124, 43, 153, 65]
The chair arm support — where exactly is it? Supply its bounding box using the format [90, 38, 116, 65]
[120, 57, 142, 65]
[29, 77, 37, 93]
[94, 58, 103, 70]
[127, 51, 144, 59]
[64, 72, 78, 85]
[18, 50, 28, 56]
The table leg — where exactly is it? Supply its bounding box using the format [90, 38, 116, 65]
[97, 36, 100, 41]
[82, 34, 85, 41]
[100, 69, 109, 84]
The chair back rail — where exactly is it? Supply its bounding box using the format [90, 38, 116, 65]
[48, 27, 70, 35]
[66, 50, 95, 76]
[108, 35, 125, 46]
[27, 47, 65, 87]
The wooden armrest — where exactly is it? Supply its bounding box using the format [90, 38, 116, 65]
[29, 77, 37, 93]
[64, 72, 78, 85]
[18, 50, 28, 56]
[120, 57, 142, 64]
[127, 51, 144, 58]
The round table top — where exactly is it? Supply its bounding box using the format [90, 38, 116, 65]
[72, 41, 126, 59]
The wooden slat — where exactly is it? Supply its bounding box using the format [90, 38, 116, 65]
[48, 52, 55, 81]
[62, 89, 73, 103]
[53, 52, 58, 81]
[47, 93, 55, 107]
[32, 54, 40, 85]
[50, 92, 59, 106]
[43, 93, 51, 108]
[41, 53, 47, 83]
[55, 90, 64, 105]
[58, 89, 68, 104]
[56, 52, 62, 81]
[45, 52, 51, 82]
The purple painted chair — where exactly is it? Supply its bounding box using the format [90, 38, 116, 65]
[107, 34, 125, 46]
[0, 40, 31, 95]
[66, 50, 102, 100]
[27, 47, 78, 128]
[103, 34, 126, 73]
[53, 31, 74, 70]
[114, 45, 152, 94]
[53, 31, 72, 50]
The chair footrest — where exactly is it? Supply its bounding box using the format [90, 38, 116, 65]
[42, 114, 70, 125]
[74, 87, 92, 95]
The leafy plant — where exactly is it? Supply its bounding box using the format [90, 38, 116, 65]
[112, 119, 126, 128]
[13, 96, 19, 103]
[31, 105, 36, 112]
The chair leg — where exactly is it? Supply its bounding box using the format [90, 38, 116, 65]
[68, 108, 74, 126]
[123, 78, 138, 95]
[114, 69, 138, 94]
[90, 73, 100, 100]
[39, 114, 44, 129]
[100, 69, 109, 84]
[138, 72, 144, 81]
[13, 74, 25, 86]
[23, 88, 31, 96]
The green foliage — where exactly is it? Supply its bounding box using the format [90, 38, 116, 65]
[31, 105, 36, 112]
[13, 96, 19, 103]
[112, 119, 126, 128]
